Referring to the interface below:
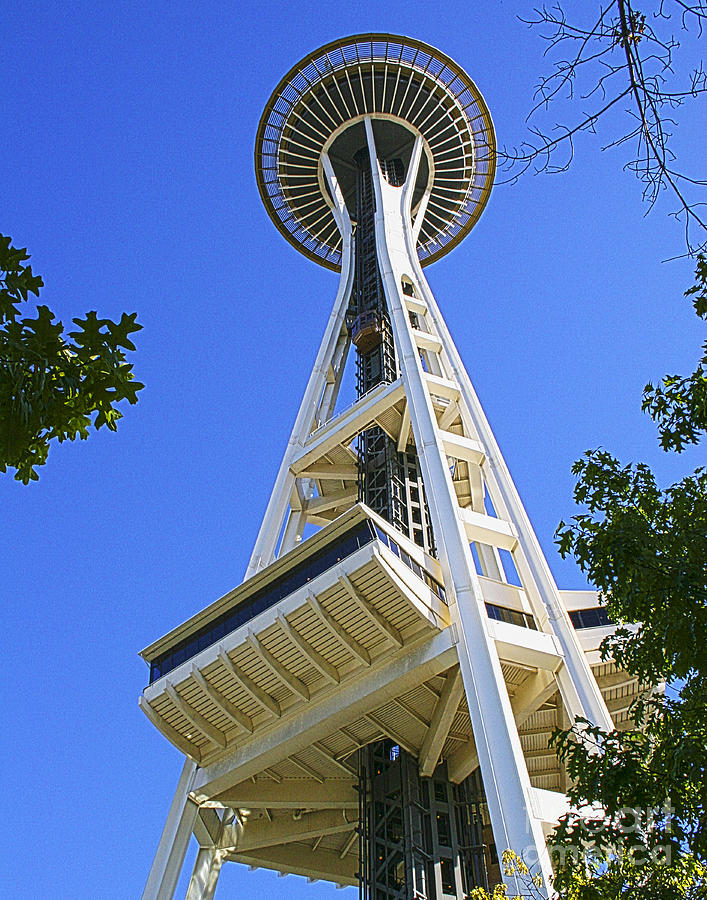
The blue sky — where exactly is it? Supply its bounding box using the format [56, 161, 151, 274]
[2, 2, 704, 898]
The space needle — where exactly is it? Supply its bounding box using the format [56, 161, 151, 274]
[139, 36, 631, 900]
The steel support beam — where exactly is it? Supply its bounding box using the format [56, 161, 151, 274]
[418, 664, 464, 776]
[185, 848, 223, 900]
[226, 809, 355, 853]
[141, 760, 200, 900]
[213, 777, 358, 810]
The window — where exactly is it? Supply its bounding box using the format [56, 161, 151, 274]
[440, 859, 455, 895]
[436, 812, 451, 846]
[569, 607, 612, 629]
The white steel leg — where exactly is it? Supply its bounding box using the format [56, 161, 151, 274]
[365, 118, 554, 895]
[142, 760, 200, 900]
[185, 848, 223, 900]
[245, 157, 354, 579]
[408, 247, 613, 732]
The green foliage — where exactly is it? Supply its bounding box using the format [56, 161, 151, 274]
[468, 851, 546, 900]
[0, 235, 143, 482]
[550, 256, 707, 896]
[552, 852, 707, 900]
[643, 256, 707, 452]
[556, 453, 707, 684]
[550, 687, 707, 862]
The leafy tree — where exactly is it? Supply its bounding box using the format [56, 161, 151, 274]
[468, 259, 706, 898]
[547, 256, 707, 897]
[0, 235, 143, 483]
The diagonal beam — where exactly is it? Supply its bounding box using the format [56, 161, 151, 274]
[446, 733, 479, 784]
[366, 712, 417, 757]
[418, 665, 464, 776]
[227, 809, 355, 853]
[337, 573, 403, 647]
[438, 398, 460, 431]
[312, 741, 356, 775]
[191, 667, 254, 734]
[218, 649, 281, 717]
[246, 632, 310, 701]
[397, 402, 411, 451]
[165, 683, 227, 748]
[306, 489, 358, 514]
[339, 831, 357, 858]
[339, 724, 378, 755]
[511, 670, 558, 727]
[393, 696, 430, 729]
[446, 673, 558, 784]
[277, 614, 340, 684]
[289, 754, 325, 783]
[193, 629, 456, 800]
[306, 594, 371, 666]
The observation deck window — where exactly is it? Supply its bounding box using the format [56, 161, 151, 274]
[148, 517, 449, 684]
[569, 607, 612, 629]
[149, 521, 375, 683]
[484, 603, 537, 631]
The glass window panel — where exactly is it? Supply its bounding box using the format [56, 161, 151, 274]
[440, 858, 455, 894]
[436, 812, 451, 846]
[374, 525, 388, 545]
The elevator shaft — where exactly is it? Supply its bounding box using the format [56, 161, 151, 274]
[358, 741, 490, 900]
[347, 149, 435, 555]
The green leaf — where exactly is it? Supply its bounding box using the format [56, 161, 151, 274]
[0, 235, 143, 481]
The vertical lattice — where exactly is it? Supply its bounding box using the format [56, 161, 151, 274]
[359, 741, 431, 900]
[359, 741, 490, 900]
[454, 771, 490, 895]
[348, 148, 435, 555]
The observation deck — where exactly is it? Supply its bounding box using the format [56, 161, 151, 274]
[139, 505, 646, 884]
[255, 34, 495, 270]
[139, 505, 639, 785]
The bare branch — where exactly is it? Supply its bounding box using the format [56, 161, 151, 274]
[502, 0, 707, 253]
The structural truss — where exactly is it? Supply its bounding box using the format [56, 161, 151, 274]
[138, 34, 648, 900]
